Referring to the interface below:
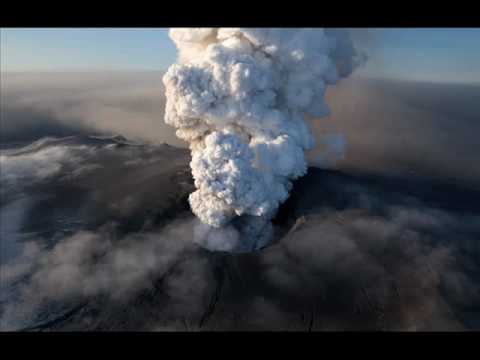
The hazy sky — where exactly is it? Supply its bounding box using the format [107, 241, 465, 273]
[1, 28, 480, 83]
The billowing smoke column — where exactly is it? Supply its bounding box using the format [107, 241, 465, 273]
[163, 28, 363, 252]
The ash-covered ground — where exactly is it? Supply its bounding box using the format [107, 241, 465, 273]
[1, 135, 480, 331]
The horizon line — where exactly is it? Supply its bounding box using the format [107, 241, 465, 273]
[2, 70, 480, 86]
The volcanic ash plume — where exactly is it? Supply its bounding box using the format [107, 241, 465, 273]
[163, 28, 363, 252]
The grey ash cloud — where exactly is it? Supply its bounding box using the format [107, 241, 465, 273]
[3, 71, 479, 186]
[309, 78, 480, 188]
[1, 71, 182, 146]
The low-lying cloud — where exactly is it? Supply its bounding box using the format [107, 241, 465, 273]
[1, 71, 182, 146]
[0, 217, 206, 330]
[2, 72, 479, 187]
[308, 78, 480, 187]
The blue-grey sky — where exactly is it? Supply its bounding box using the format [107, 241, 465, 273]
[357, 28, 480, 83]
[1, 28, 479, 83]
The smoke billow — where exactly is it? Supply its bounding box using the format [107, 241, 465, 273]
[163, 28, 363, 252]
[0, 219, 199, 330]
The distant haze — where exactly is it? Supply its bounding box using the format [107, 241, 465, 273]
[1, 71, 183, 147]
[2, 71, 479, 188]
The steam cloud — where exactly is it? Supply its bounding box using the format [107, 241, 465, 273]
[163, 28, 363, 251]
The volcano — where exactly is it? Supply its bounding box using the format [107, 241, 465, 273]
[2, 137, 480, 331]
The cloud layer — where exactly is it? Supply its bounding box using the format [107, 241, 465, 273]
[3, 72, 479, 186]
[1, 71, 182, 146]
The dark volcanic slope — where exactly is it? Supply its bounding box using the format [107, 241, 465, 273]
[1, 141, 480, 331]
